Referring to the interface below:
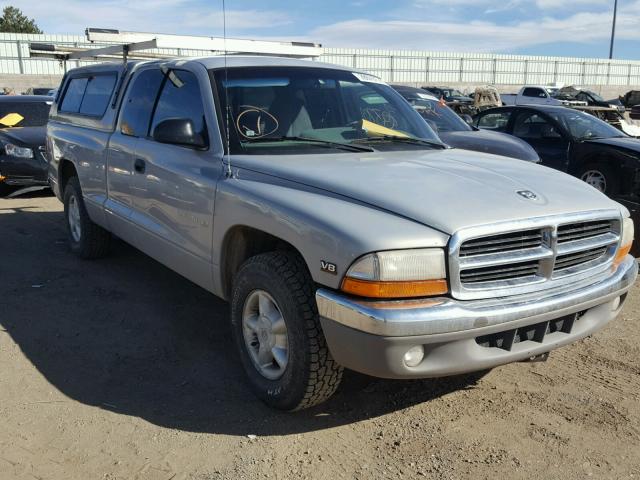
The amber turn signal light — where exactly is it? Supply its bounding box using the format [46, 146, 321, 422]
[341, 277, 448, 298]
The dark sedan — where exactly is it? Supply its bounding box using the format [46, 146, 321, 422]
[422, 86, 473, 104]
[473, 105, 640, 197]
[0, 96, 51, 195]
[392, 85, 539, 162]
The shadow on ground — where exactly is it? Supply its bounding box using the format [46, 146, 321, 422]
[0, 201, 484, 436]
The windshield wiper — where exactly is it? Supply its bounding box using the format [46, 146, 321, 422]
[353, 135, 447, 149]
[241, 136, 374, 152]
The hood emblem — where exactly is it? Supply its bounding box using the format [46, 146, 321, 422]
[516, 190, 538, 200]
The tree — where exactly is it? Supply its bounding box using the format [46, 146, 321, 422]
[0, 6, 42, 34]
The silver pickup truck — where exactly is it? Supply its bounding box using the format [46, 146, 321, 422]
[47, 56, 637, 411]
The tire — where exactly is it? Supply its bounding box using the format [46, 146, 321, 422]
[63, 176, 111, 259]
[578, 163, 620, 196]
[230, 251, 343, 411]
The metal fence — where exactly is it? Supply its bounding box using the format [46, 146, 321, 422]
[3, 32, 640, 86]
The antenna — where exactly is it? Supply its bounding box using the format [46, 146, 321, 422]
[222, 0, 232, 178]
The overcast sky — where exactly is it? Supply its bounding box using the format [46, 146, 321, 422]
[8, 0, 640, 59]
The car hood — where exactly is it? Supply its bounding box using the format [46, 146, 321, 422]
[439, 129, 540, 162]
[586, 136, 640, 154]
[234, 149, 621, 235]
[0, 126, 46, 146]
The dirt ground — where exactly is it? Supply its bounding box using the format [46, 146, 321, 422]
[1, 193, 639, 480]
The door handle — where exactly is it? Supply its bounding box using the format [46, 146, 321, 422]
[134, 158, 146, 174]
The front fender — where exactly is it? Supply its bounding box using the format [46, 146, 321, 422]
[211, 171, 449, 297]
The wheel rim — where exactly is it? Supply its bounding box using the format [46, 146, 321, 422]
[242, 290, 289, 380]
[68, 194, 82, 242]
[581, 170, 607, 193]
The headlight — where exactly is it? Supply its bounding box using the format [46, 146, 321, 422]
[341, 248, 448, 298]
[614, 217, 634, 268]
[4, 143, 34, 159]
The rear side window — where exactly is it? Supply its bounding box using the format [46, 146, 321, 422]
[120, 69, 164, 137]
[79, 75, 117, 116]
[476, 111, 511, 132]
[59, 74, 116, 117]
[150, 70, 206, 139]
[60, 77, 88, 112]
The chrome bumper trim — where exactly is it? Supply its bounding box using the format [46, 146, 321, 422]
[316, 255, 637, 337]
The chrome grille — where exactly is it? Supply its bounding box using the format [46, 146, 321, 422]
[459, 229, 543, 257]
[557, 220, 613, 243]
[459, 259, 539, 284]
[450, 212, 621, 300]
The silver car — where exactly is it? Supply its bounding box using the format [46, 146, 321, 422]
[47, 56, 637, 410]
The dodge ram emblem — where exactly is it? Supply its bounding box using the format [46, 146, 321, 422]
[516, 190, 538, 200]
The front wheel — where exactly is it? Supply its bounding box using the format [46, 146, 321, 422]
[230, 251, 343, 411]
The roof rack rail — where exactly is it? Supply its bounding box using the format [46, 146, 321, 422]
[85, 28, 323, 58]
[28, 28, 322, 68]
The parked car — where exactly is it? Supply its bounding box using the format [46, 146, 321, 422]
[556, 87, 625, 112]
[392, 85, 539, 162]
[48, 57, 636, 411]
[631, 105, 640, 120]
[23, 87, 55, 96]
[502, 86, 587, 107]
[473, 105, 640, 196]
[422, 86, 474, 104]
[0, 95, 52, 195]
[620, 90, 640, 109]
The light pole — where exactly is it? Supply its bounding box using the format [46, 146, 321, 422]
[609, 0, 618, 59]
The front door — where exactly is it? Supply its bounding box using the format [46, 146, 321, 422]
[129, 67, 222, 291]
[510, 111, 570, 172]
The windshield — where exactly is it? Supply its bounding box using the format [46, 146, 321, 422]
[403, 95, 471, 133]
[214, 67, 439, 154]
[585, 90, 604, 102]
[550, 109, 624, 140]
[446, 89, 465, 98]
[0, 101, 51, 128]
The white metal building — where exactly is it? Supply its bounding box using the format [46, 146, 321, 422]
[3, 31, 640, 87]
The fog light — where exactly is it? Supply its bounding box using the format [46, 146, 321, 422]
[403, 346, 424, 367]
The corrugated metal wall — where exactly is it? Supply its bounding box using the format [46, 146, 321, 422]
[4, 33, 640, 86]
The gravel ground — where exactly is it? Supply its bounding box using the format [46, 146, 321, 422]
[1, 193, 639, 480]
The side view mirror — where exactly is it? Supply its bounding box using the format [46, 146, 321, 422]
[541, 129, 562, 139]
[152, 118, 207, 149]
[460, 114, 474, 126]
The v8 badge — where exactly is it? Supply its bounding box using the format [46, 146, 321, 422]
[321, 260, 337, 275]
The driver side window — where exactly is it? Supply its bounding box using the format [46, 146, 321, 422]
[150, 70, 207, 145]
[513, 113, 561, 140]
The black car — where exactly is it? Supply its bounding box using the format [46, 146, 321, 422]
[620, 90, 640, 108]
[392, 85, 539, 162]
[556, 88, 625, 112]
[631, 105, 640, 120]
[0, 96, 51, 195]
[422, 86, 473, 104]
[473, 105, 640, 196]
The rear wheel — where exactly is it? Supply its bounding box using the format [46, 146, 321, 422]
[578, 163, 620, 195]
[63, 176, 111, 259]
[230, 251, 343, 411]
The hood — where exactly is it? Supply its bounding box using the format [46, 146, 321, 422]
[586, 136, 640, 154]
[0, 126, 46, 147]
[439, 129, 540, 162]
[234, 149, 621, 235]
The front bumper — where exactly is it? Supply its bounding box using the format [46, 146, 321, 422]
[316, 255, 637, 379]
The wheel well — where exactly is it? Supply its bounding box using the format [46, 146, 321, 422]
[221, 226, 300, 299]
[59, 160, 78, 194]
